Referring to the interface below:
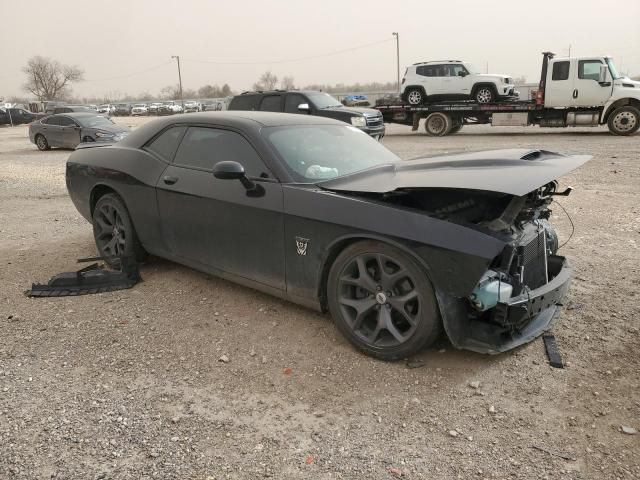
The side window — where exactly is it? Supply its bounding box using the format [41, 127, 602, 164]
[143, 126, 187, 161]
[230, 95, 258, 110]
[173, 127, 272, 178]
[416, 66, 427, 77]
[284, 94, 308, 113]
[58, 116, 77, 127]
[449, 64, 467, 77]
[552, 61, 570, 81]
[44, 116, 59, 125]
[578, 60, 602, 81]
[259, 95, 282, 112]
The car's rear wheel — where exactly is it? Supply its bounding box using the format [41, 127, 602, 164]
[327, 241, 441, 360]
[35, 134, 50, 151]
[406, 88, 425, 105]
[607, 106, 640, 135]
[424, 112, 452, 136]
[474, 86, 495, 103]
[92, 193, 146, 268]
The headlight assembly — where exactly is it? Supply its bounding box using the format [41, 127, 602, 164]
[350, 116, 367, 127]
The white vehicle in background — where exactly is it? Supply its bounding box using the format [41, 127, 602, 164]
[97, 104, 115, 114]
[183, 100, 199, 113]
[401, 60, 517, 105]
[131, 104, 149, 116]
[378, 53, 640, 136]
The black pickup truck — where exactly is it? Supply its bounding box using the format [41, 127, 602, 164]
[228, 90, 385, 139]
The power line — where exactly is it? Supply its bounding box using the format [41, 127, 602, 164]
[182, 38, 394, 65]
[84, 61, 174, 82]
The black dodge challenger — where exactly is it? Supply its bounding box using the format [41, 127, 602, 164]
[66, 112, 590, 360]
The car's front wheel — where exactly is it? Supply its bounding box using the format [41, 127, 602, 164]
[35, 134, 50, 151]
[327, 241, 441, 360]
[92, 193, 146, 268]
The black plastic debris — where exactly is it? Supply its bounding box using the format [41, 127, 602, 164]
[26, 255, 140, 297]
[543, 334, 564, 368]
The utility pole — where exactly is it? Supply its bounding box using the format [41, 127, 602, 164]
[171, 55, 184, 110]
[392, 32, 400, 94]
[568, 44, 572, 57]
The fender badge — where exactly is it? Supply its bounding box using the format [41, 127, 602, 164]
[295, 237, 309, 256]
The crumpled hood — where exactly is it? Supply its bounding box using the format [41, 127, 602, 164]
[317, 149, 591, 197]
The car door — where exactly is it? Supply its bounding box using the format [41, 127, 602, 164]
[572, 58, 612, 107]
[57, 116, 81, 148]
[447, 64, 473, 98]
[544, 59, 574, 107]
[155, 125, 286, 290]
[41, 116, 64, 146]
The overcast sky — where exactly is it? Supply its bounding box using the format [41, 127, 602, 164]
[1, 0, 638, 99]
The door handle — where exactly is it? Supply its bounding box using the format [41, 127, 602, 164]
[572, 89, 578, 99]
[163, 176, 178, 185]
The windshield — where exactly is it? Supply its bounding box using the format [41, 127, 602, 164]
[77, 115, 115, 128]
[306, 92, 343, 109]
[263, 125, 399, 182]
[606, 58, 621, 79]
[464, 63, 480, 74]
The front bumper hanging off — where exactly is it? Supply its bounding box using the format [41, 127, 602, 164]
[438, 255, 572, 354]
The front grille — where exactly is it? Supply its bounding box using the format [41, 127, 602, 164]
[518, 230, 548, 289]
[366, 115, 383, 127]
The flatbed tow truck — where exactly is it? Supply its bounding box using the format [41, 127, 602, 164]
[375, 52, 640, 136]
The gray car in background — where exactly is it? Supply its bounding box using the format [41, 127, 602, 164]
[29, 112, 131, 150]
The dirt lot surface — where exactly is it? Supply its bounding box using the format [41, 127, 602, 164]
[1, 117, 639, 479]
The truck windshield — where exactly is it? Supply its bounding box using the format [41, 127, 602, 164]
[606, 58, 620, 79]
[306, 92, 343, 109]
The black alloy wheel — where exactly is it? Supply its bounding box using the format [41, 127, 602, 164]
[35, 134, 50, 151]
[328, 241, 441, 360]
[92, 193, 146, 268]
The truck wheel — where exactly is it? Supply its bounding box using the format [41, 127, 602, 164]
[474, 86, 495, 104]
[406, 88, 425, 105]
[424, 112, 452, 136]
[607, 106, 640, 135]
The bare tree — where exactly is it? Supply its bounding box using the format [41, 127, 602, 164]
[160, 84, 181, 100]
[22, 56, 84, 101]
[280, 75, 295, 90]
[253, 71, 278, 91]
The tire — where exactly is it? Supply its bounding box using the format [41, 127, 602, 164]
[607, 106, 640, 136]
[92, 193, 147, 268]
[35, 134, 50, 151]
[327, 241, 442, 361]
[474, 85, 496, 104]
[424, 112, 452, 136]
[405, 88, 425, 105]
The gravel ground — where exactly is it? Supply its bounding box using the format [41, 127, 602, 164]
[1, 118, 639, 479]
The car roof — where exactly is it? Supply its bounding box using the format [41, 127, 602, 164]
[412, 60, 463, 65]
[237, 90, 332, 96]
[120, 111, 345, 148]
[48, 112, 101, 118]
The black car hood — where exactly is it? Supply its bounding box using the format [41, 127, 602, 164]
[317, 149, 591, 196]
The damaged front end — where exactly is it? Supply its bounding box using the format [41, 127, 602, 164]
[433, 182, 573, 354]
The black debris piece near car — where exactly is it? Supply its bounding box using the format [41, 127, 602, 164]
[65, 111, 590, 360]
[228, 90, 385, 140]
[29, 112, 130, 150]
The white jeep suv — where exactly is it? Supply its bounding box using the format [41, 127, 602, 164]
[401, 60, 517, 105]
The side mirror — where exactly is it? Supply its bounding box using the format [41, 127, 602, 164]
[598, 64, 608, 84]
[213, 160, 264, 196]
[458, 71, 467, 77]
[297, 103, 310, 113]
[213, 160, 246, 180]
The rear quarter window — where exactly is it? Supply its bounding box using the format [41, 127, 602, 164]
[552, 61, 570, 81]
[143, 126, 187, 162]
